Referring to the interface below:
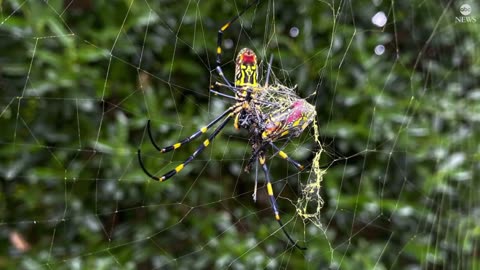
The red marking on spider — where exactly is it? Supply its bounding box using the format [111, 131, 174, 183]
[286, 100, 306, 123]
[241, 53, 256, 64]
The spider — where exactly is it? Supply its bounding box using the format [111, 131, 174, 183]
[137, 0, 316, 250]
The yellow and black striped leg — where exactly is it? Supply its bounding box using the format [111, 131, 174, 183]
[138, 114, 233, 181]
[270, 143, 304, 170]
[259, 154, 307, 250]
[146, 107, 234, 153]
[216, 0, 261, 66]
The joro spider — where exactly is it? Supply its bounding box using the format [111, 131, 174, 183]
[137, 0, 316, 250]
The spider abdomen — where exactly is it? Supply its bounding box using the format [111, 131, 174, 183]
[262, 99, 316, 142]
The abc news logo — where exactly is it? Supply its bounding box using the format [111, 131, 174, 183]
[456, 4, 477, 23]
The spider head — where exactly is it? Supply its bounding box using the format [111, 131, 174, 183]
[235, 48, 258, 87]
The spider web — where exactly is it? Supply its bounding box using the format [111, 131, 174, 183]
[0, 0, 478, 269]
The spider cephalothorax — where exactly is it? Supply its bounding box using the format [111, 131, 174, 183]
[235, 48, 258, 87]
[232, 48, 264, 132]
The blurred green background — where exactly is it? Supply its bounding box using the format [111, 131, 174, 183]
[0, 0, 479, 269]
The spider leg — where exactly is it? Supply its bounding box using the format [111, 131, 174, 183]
[252, 159, 259, 202]
[209, 88, 237, 100]
[146, 107, 234, 153]
[213, 82, 243, 94]
[245, 143, 267, 172]
[265, 54, 274, 87]
[216, 66, 235, 89]
[259, 154, 307, 250]
[138, 112, 234, 182]
[270, 143, 304, 170]
[216, 0, 261, 66]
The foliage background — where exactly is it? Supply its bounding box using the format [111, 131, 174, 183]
[0, 0, 479, 269]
